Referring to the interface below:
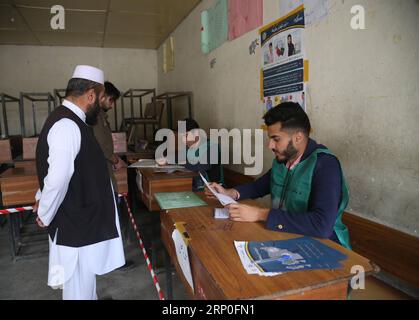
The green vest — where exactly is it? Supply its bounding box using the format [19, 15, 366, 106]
[270, 148, 351, 249]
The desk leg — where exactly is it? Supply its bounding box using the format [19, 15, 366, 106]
[7, 213, 17, 261]
[164, 247, 173, 300]
[16, 213, 22, 245]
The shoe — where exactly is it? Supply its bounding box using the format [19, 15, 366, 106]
[116, 259, 135, 271]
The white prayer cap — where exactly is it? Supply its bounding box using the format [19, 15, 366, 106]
[71, 65, 104, 85]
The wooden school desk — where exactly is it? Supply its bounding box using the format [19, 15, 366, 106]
[0, 161, 40, 260]
[137, 168, 197, 212]
[160, 194, 377, 300]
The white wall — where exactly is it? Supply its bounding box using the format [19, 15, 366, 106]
[157, 0, 419, 236]
[0, 45, 157, 135]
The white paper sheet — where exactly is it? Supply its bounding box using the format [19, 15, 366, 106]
[214, 208, 229, 219]
[199, 172, 237, 206]
[172, 229, 194, 292]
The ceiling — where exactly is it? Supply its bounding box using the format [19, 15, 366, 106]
[0, 0, 201, 49]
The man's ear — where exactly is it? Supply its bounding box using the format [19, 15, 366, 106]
[294, 131, 305, 145]
[86, 88, 96, 103]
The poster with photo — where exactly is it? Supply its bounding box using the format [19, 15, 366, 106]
[260, 5, 306, 112]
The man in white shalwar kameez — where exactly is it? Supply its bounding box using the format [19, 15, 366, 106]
[34, 65, 125, 300]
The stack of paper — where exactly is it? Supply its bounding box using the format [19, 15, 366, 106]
[234, 236, 348, 277]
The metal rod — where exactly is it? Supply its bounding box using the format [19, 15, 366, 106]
[140, 96, 143, 118]
[19, 93, 26, 137]
[32, 101, 37, 136]
[130, 90, 134, 119]
[0, 96, 4, 137]
[114, 98, 118, 131]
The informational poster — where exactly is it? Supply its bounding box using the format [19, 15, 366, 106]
[228, 0, 263, 41]
[260, 5, 307, 111]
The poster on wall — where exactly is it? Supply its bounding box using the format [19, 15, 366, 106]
[201, 0, 228, 54]
[260, 5, 307, 112]
[228, 0, 263, 41]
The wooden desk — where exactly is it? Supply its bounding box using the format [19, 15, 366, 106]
[161, 194, 377, 300]
[0, 161, 128, 204]
[0, 162, 38, 206]
[0, 139, 12, 163]
[138, 168, 197, 211]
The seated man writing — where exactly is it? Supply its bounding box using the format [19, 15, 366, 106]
[206, 102, 351, 249]
[157, 118, 224, 191]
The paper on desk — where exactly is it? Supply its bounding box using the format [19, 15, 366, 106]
[128, 159, 184, 170]
[199, 172, 237, 206]
[234, 241, 282, 277]
[172, 229, 194, 292]
[214, 208, 229, 219]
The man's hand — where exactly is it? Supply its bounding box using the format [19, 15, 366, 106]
[204, 182, 239, 200]
[33, 200, 46, 228]
[227, 204, 270, 223]
[36, 216, 46, 228]
[112, 155, 127, 171]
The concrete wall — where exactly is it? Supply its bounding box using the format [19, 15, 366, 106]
[157, 0, 419, 236]
[0, 45, 158, 135]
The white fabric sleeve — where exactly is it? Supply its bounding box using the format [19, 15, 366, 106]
[37, 119, 81, 226]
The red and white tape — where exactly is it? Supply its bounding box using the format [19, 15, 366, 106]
[0, 194, 126, 216]
[0, 206, 33, 215]
[122, 195, 165, 300]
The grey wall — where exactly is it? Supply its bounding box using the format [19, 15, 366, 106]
[0, 45, 158, 135]
[157, 0, 419, 236]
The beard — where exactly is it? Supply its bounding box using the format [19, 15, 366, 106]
[274, 139, 298, 163]
[85, 96, 101, 126]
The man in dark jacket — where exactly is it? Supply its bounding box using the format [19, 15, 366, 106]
[206, 102, 351, 249]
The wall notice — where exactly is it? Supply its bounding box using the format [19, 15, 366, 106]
[260, 5, 306, 112]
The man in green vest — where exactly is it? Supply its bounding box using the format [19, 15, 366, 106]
[206, 102, 351, 249]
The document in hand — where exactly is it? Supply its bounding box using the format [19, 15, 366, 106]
[199, 172, 237, 206]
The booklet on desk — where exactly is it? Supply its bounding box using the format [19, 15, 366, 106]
[235, 236, 348, 276]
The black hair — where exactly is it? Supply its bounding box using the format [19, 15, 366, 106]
[65, 78, 102, 98]
[179, 118, 200, 132]
[287, 34, 292, 39]
[104, 81, 120, 100]
[263, 102, 311, 136]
